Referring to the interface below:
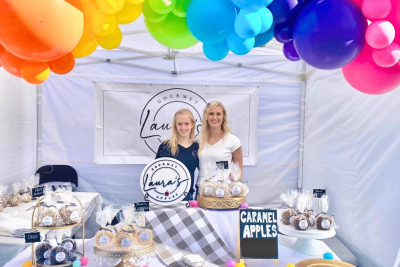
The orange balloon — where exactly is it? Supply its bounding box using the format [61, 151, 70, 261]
[82, 1, 99, 22]
[0, 50, 25, 78]
[65, 0, 84, 12]
[21, 61, 50, 84]
[0, 0, 84, 61]
[72, 24, 98, 58]
[48, 53, 75, 74]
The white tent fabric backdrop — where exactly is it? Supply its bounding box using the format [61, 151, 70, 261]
[0, 16, 399, 267]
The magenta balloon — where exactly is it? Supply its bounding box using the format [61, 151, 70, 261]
[365, 20, 395, 49]
[362, 0, 392, 20]
[387, 0, 400, 44]
[372, 42, 400, 67]
[342, 44, 400, 94]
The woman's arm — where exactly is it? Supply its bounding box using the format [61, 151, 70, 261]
[232, 146, 243, 180]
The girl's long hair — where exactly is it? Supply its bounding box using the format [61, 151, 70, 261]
[198, 101, 231, 155]
[165, 109, 196, 156]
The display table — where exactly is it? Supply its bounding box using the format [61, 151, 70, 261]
[4, 204, 342, 267]
[0, 192, 102, 267]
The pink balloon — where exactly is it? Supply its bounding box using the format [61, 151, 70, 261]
[362, 0, 392, 20]
[387, 0, 400, 44]
[342, 45, 400, 94]
[372, 42, 400, 67]
[366, 20, 395, 49]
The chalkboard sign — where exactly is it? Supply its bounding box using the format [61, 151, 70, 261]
[25, 232, 41, 243]
[32, 186, 45, 198]
[134, 201, 150, 212]
[239, 209, 278, 259]
[313, 189, 327, 198]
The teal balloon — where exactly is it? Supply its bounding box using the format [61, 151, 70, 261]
[257, 7, 273, 33]
[323, 253, 334, 260]
[143, 0, 167, 23]
[187, 0, 236, 44]
[227, 31, 255, 55]
[254, 23, 274, 47]
[203, 40, 229, 61]
[73, 260, 81, 267]
[230, 0, 273, 11]
[234, 10, 262, 39]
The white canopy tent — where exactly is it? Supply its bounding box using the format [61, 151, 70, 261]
[0, 17, 399, 267]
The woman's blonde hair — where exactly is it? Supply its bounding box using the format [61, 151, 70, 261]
[165, 109, 196, 156]
[198, 101, 231, 154]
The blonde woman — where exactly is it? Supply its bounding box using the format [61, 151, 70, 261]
[197, 101, 243, 187]
[155, 109, 199, 200]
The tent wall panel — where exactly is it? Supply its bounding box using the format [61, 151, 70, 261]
[304, 72, 400, 267]
[0, 69, 37, 189]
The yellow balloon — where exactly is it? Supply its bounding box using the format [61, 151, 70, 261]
[96, 0, 125, 14]
[72, 24, 99, 58]
[91, 10, 118, 36]
[235, 263, 245, 267]
[126, 0, 144, 4]
[96, 27, 123, 49]
[287, 264, 295, 267]
[22, 261, 32, 267]
[116, 2, 143, 24]
[82, 1, 99, 22]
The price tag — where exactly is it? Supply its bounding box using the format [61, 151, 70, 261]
[32, 186, 45, 198]
[313, 189, 327, 198]
[134, 201, 150, 212]
[24, 232, 41, 243]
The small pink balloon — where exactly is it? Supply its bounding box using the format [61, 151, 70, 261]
[80, 257, 89, 266]
[388, 0, 400, 44]
[372, 42, 400, 67]
[366, 20, 395, 49]
[190, 200, 198, 207]
[342, 44, 400, 94]
[226, 259, 237, 267]
[362, 0, 392, 20]
[240, 203, 249, 209]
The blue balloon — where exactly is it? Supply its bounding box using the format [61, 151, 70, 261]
[273, 22, 293, 43]
[227, 31, 255, 55]
[257, 7, 273, 34]
[254, 24, 275, 47]
[234, 10, 262, 39]
[283, 40, 300, 61]
[323, 253, 334, 260]
[293, 0, 367, 70]
[230, 0, 273, 11]
[268, 0, 303, 24]
[203, 40, 230, 61]
[72, 260, 81, 267]
[187, 0, 236, 44]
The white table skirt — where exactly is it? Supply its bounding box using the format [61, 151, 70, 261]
[5, 206, 341, 267]
[0, 192, 102, 267]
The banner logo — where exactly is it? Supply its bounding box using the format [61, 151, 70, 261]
[139, 88, 207, 153]
[140, 158, 192, 205]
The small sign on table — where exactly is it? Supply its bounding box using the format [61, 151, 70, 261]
[32, 186, 45, 198]
[24, 232, 41, 243]
[239, 209, 278, 259]
[313, 189, 327, 198]
[134, 201, 150, 212]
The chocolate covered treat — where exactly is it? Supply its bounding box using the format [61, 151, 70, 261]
[316, 214, 333, 230]
[35, 241, 53, 260]
[282, 209, 297, 225]
[50, 245, 68, 264]
[59, 205, 80, 225]
[294, 214, 310, 231]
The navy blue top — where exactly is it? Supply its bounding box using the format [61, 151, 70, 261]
[155, 141, 199, 195]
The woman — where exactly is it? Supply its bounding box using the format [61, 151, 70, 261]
[197, 101, 243, 187]
[155, 109, 199, 201]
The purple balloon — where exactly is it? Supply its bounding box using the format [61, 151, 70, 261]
[226, 259, 237, 267]
[268, 0, 303, 24]
[283, 40, 300, 61]
[240, 203, 249, 209]
[274, 22, 293, 43]
[293, 0, 367, 69]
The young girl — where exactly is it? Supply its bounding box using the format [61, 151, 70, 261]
[155, 109, 199, 201]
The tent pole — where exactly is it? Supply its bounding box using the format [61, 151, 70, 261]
[36, 84, 43, 171]
[298, 61, 307, 189]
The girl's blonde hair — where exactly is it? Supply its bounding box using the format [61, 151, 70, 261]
[165, 109, 196, 156]
[198, 101, 231, 154]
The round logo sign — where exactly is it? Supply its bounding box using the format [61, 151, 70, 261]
[140, 158, 191, 205]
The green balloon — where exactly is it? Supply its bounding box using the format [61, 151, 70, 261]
[149, 0, 177, 14]
[145, 12, 199, 49]
[172, 0, 191, 17]
[143, 0, 167, 23]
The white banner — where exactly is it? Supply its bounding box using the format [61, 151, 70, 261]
[94, 83, 258, 165]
